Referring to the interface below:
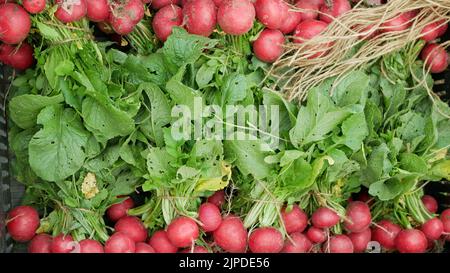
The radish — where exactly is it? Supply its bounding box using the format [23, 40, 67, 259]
[183, 0, 217, 37]
[114, 216, 148, 243]
[323, 234, 354, 253]
[279, 9, 302, 34]
[420, 22, 441, 42]
[28, 234, 52, 253]
[107, 197, 135, 222]
[441, 209, 450, 233]
[86, 0, 110, 22]
[371, 220, 401, 250]
[295, 0, 319, 21]
[380, 13, 412, 33]
[303, 0, 325, 5]
[344, 201, 372, 233]
[51, 234, 76, 253]
[22, 0, 46, 14]
[135, 242, 156, 253]
[421, 43, 449, 73]
[213, 215, 248, 253]
[167, 216, 199, 248]
[248, 227, 284, 253]
[395, 229, 428, 253]
[422, 195, 438, 213]
[149, 230, 178, 253]
[212, 0, 223, 6]
[0, 3, 31, 44]
[198, 202, 222, 232]
[348, 228, 371, 253]
[281, 232, 312, 253]
[109, 0, 144, 35]
[217, 0, 255, 35]
[254, 0, 289, 30]
[436, 19, 448, 37]
[152, 4, 183, 42]
[319, 0, 351, 24]
[306, 226, 326, 243]
[252, 29, 285, 63]
[421, 218, 444, 241]
[181, 246, 209, 253]
[293, 19, 328, 44]
[311, 207, 340, 228]
[79, 239, 104, 253]
[151, 0, 180, 9]
[0, 43, 34, 70]
[281, 204, 308, 234]
[55, 0, 87, 23]
[105, 232, 136, 253]
[207, 190, 225, 207]
[6, 205, 39, 242]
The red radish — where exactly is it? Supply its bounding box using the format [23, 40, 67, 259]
[167, 216, 199, 248]
[380, 13, 412, 33]
[422, 195, 438, 213]
[135, 242, 156, 253]
[252, 29, 285, 63]
[79, 239, 104, 253]
[22, 0, 46, 14]
[109, 0, 144, 35]
[152, 4, 183, 42]
[295, 0, 319, 21]
[114, 216, 148, 243]
[371, 220, 401, 250]
[51, 234, 76, 253]
[151, 0, 180, 9]
[213, 215, 248, 253]
[217, 0, 255, 35]
[293, 19, 327, 43]
[281, 232, 312, 253]
[436, 19, 448, 37]
[248, 227, 284, 253]
[181, 246, 209, 253]
[420, 22, 441, 42]
[303, 0, 325, 5]
[55, 0, 87, 23]
[319, 0, 351, 24]
[441, 209, 450, 233]
[149, 230, 178, 253]
[344, 201, 372, 233]
[183, 0, 217, 37]
[421, 218, 444, 241]
[311, 207, 340, 228]
[279, 9, 302, 34]
[86, 0, 110, 22]
[207, 190, 225, 207]
[0, 3, 31, 44]
[323, 234, 354, 253]
[421, 43, 449, 73]
[395, 229, 427, 253]
[198, 203, 222, 232]
[356, 188, 374, 205]
[306, 226, 326, 243]
[106, 197, 135, 222]
[255, 0, 288, 30]
[281, 204, 308, 234]
[121, 0, 145, 24]
[104, 232, 136, 253]
[348, 228, 371, 253]
[212, 0, 223, 6]
[28, 234, 52, 253]
[0, 43, 34, 70]
[6, 205, 39, 242]
[108, 14, 136, 35]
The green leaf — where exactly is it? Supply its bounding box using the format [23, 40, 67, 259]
[280, 158, 313, 190]
[220, 73, 248, 106]
[166, 67, 203, 112]
[399, 153, 428, 174]
[369, 177, 404, 201]
[196, 63, 216, 88]
[332, 71, 370, 107]
[361, 143, 392, 185]
[339, 112, 369, 151]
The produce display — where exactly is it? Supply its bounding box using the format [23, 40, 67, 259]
[1, 0, 450, 254]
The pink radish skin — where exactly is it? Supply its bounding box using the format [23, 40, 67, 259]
[323, 234, 354, 253]
[281, 204, 308, 234]
[281, 232, 312, 253]
[311, 207, 340, 228]
[395, 229, 428, 253]
[255, 0, 288, 30]
[421, 195, 438, 214]
[295, 0, 319, 21]
[6, 206, 40, 242]
[380, 13, 412, 33]
[79, 239, 104, 253]
[421, 218, 444, 241]
[181, 246, 209, 253]
[0, 3, 31, 44]
[0, 43, 34, 70]
[207, 190, 225, 207]
[252, 29, 285, 63]
[306, 226, 326, 243]
[22, 0, 46, 14]
[344, 201, 372, 233]
[436, 19, 448, 37]
[167, 217, 199, 248]
[279, 9, 302, 34]
[248, 227, 284, 253]
[183, 0, 217, 37]
[198, 203, 222, 232]
[55, 0, 87, 23]
[28, 234, 52, 253]
[420, 22, 441, 42]
[441, 209, 450, 233]
[121, 0, 145, 24]
[152, 4, 183, 42]
[303, 0, 325, 5]
[86, 0, 110, 22]
[319, 0, 351, 24]
[213, 215, 248, 253]
[217, 0, 256, 35]
[149, 230, 178, 253]
[348, 228, 371, 253]
[151, 0, 180, 9]
[114, 216, 148, 243]
[135, 242, 156, 253]
[51, 234, 76, 253]
[371, 220, 401, 250]
[293, 19, 328, 43]
[106, 197, 134, 222]
[105, 232, 136, 253]
[109, 0, 144, 35]
[421, 43, 449, 73]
